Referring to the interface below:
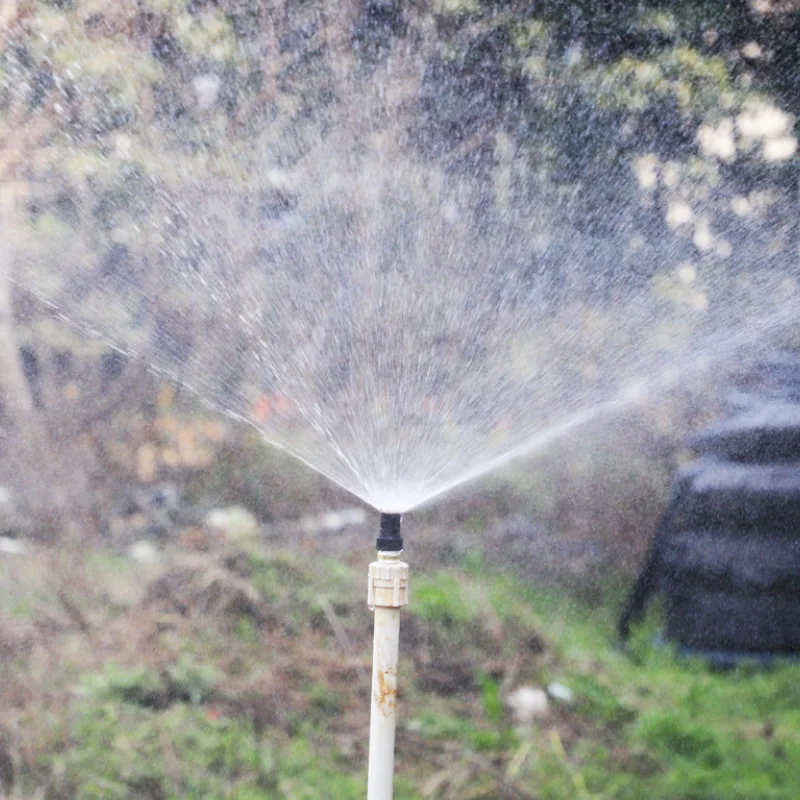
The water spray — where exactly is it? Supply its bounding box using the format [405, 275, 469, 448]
[367, 512, 408, 799]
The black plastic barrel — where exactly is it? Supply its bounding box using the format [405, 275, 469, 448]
[620, 353, 800, 659]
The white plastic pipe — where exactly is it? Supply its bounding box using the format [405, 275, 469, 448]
[367, 551, 409, 800]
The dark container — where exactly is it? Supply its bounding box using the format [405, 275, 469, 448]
[620, 354, 800, 658]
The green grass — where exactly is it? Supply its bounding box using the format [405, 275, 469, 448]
[3, 544, 800, 798]
[48, 703, 364, 799]
[480, 575, 800, 800]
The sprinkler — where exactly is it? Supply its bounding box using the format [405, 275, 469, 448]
[367, 512, 408, 799]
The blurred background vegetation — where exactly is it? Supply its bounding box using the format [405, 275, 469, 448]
[1, 0, 799, 543]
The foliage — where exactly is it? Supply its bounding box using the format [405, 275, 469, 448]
[79, 664, 165, 707]
[3, 539, 800, 798]
[409, 572, 474, 627]
[51, 702, 362, 799]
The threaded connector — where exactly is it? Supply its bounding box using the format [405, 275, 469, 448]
[368, 557, 409, 608]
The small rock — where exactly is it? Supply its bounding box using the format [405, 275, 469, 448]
[0, 487, 24, 537]
[547, 681, 574, 704]
[204, 506, 260, 541]
[302, 507, 367, 534]
[506, 686, 549, 724]
[193, 73, 221, 109]
[0, 537, 26, 556]
[128, 539, 161, 565]
[319, 508, 367, 532]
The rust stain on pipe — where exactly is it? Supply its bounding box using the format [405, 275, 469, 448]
[375, 668, 397, 713]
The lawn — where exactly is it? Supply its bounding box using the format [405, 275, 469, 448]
[0, 533, 798, 799]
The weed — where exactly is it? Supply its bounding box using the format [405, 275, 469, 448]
[410, 573, 473, 627]
[79, 664, 163, 707]
[477, 672, 503, 725]
[166, 654, 220, 705]
[5, 542, 800, 798]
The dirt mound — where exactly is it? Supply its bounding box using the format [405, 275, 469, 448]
[140, 556, 270, 625]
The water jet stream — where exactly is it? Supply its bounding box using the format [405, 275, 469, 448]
[4, 109, 800, 517]
[367, 299, 800, 513]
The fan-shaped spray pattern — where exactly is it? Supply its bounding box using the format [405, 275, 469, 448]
[9, 131, 800, 513]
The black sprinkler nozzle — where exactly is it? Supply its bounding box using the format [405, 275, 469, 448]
[377, 513, 403, 552]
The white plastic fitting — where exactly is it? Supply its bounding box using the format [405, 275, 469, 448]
[367, 553, 409, 609]
[367, 552, 409, 800]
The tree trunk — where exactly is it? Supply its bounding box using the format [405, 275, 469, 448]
[0, 182, 92, 539]
[0, 183, 39, 419]
[0, 0, 18, 27]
